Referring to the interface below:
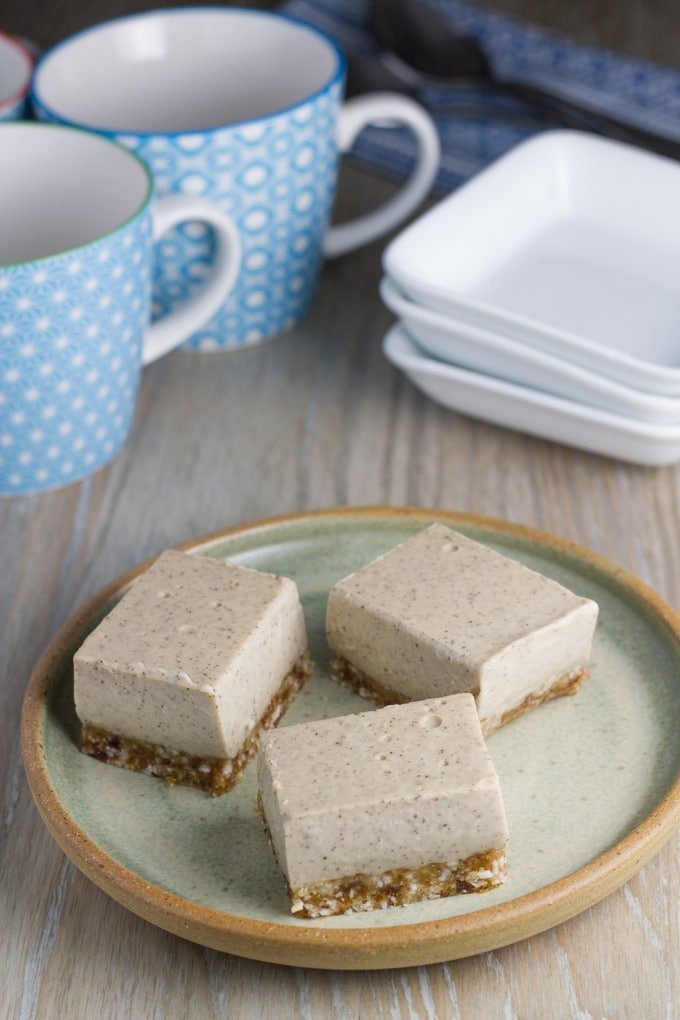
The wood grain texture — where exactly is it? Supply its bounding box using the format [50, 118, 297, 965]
[2, 1, 679, 1017]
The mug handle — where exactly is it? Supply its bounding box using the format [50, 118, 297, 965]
[323, 93, 440, 259]
[142, 194, 241, 365]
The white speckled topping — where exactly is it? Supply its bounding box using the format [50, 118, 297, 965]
[326, 524, 598, 728]
[74, 550, 308, 758]
[258, 693, 509, 889]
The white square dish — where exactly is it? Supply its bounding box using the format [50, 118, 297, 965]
[380, 277, 680, 425]
[382, 324, 680, 466]
[383, 132, 680, 395]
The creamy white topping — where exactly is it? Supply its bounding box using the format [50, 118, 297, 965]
[74, 550, 308, 758]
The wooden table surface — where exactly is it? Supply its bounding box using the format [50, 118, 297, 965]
[3, 2, 679, 1019]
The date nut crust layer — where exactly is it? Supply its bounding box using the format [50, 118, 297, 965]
[81, 654, 312, 795]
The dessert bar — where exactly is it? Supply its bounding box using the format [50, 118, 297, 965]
[75, 550, 311, 794]
[327, 524, 598, 732]
[257, 692, 508, 917]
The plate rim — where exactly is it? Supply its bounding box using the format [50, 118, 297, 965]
[21, 505, 680, 969]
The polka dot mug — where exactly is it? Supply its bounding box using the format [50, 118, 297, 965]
[32, 8, 440, 351]
[0, 123, 240, 496]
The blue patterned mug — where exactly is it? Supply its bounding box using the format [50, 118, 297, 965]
[0, 123, 240, 496]
[33, 7, 440, 350]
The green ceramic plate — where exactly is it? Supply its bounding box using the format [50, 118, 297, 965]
[22, 508, 680, 969]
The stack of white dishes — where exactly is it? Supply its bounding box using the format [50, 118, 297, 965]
[381, 131, 680, 466]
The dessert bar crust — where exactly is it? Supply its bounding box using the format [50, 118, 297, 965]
[257, 794, 505, 918]
[331, 657, 588, 734]
[289, 850, 507, 918]
[81, 654, 312, 795]
[330, 657, 411, 707]
[487, 668, 587, 733]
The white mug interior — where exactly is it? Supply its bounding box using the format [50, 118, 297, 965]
[34, 9, 343, 134]
[0, 123, 151, 265]
[0, 32, 33, 111]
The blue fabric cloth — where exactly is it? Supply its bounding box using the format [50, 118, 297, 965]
[283, 0, 680, 194]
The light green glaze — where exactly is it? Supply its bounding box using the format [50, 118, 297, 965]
[43, 515, 680, 930]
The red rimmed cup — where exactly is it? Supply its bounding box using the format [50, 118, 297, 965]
[0, 32, 33, 120]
